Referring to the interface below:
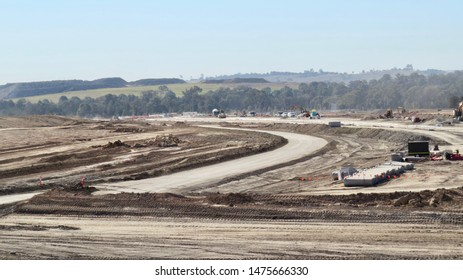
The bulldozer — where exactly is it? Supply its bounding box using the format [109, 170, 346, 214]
[380, 108, 393, 119]
[453, 101, 463, 121]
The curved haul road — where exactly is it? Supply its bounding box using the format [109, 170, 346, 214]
[95, 127, 327, 194]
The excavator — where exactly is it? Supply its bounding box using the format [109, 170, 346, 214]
[290, 105, 321, 118]
[453, 101, 463, 121]
[290, 105, 307, 114]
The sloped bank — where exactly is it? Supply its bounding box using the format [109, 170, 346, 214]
[261, 123, 448, 145]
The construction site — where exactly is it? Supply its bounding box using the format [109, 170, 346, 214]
[1, 109, 463, 259]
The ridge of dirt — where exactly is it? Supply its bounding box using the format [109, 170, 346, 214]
[0, 115, 95, 128]
[15, 187, 463, 220]
[0, 224, 79, 231]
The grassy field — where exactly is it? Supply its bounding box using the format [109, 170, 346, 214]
[12, 82, 297, 103]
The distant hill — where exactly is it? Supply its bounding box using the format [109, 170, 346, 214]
[205, 68, 447, 83]
[0, 77, 127, 99]
[0, 67, 450, 100]
[0, 77, 186, 99]
[129, 78, 186, 86]
[202, 78, 269, 84]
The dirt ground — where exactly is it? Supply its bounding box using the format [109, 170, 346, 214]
[2, 187, 463, 259]
[1, 114, 463, 259]
[0, 116, 285, 195]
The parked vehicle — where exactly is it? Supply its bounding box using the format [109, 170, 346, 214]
[453, 101, 463, 121]
[287, 112, 296, 118]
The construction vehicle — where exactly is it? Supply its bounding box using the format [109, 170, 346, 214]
[289, 105, 309, 117]
[397, 107, 406, 114]
[218, 110, 226, 118]
[213, 108, 226, 118]
[444, 150, 463, 160]
[453, 101, 463, 121]
[309, 109, 320, 119]
[411, 116, 422, 123]
[286, 111, 295, 117]
[288, 105, 321, 118]
[379, 108, 393, 119]
[384, 108, 393, 118]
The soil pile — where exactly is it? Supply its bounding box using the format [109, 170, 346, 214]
[265, 188, 463, 209]
[206, 193, 255, 205]
[148, 134, 181, 147]
[113, 127, 145, 133]
[31, 185, 97, 200]
[108, 192, 187, 203]
[103, 140, 130, 149]
[392, 189, 455, 207]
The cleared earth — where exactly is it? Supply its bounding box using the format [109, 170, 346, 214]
[1, 113, 463, 259]
[0, 116, 286, 195]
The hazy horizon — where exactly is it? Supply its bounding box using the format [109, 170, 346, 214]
[1, 0, 462, 84]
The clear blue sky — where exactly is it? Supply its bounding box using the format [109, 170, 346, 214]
[0, 0, 462, 84]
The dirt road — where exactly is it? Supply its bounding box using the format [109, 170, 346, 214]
[2, 213, 462, 259]
[95, 127, 327, 194]
[0, 192, 43, 205]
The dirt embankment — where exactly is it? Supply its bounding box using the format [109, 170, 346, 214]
[233, 123, 447, 145]
[14, 187, 463, 223]
[0, 115, 88, 128]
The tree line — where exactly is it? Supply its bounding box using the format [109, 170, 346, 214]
[1, 72, 463, 117]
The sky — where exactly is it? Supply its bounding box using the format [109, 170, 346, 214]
[0, 0, 462, 84]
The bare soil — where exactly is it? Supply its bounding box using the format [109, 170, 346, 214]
[15, 186, 463, 218]
[1, 114, 463, 260]
[199, 121, 463, 196]
[2, 187, 463, 259]
[0, 116, 285, 195]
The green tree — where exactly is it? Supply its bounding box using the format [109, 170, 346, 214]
[182, 86, 202, 112]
